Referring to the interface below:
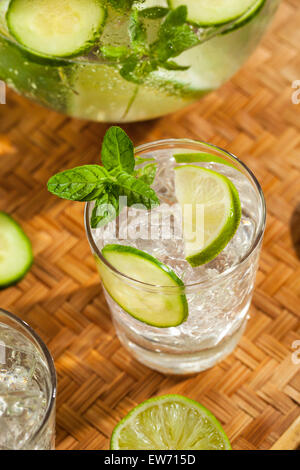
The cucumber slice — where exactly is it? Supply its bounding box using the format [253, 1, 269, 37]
[168, 0, 259, 26]
[222, 0, 266, 34]
[96, 244, 188, 328]
[0, 34, 72, 111]
[0, 212, 33, 288]
[6, 0, 106, 58]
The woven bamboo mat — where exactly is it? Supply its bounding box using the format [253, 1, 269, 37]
[0, 0, 299, 451]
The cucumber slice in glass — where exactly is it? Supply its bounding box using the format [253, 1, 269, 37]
[6, 0, 106, 58]
[168, 0, 259, 26]
[96, 244, 188, 328]
[0, 212, 33, 288]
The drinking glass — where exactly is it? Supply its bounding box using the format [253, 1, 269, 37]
[85, 139, 266, 374]
[0, 308, 56, 449]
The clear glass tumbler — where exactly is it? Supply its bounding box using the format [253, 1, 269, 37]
[0, 309, 56, 449]
[85, 139, 266, 375]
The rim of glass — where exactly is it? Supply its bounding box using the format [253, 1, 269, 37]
[0, 308, 56, 448]
[85, 138, 266, 292]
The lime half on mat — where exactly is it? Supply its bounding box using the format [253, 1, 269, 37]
[175, 165, 241, 267]
[96, 244, 188, 328]
[111, 394, 231, 450]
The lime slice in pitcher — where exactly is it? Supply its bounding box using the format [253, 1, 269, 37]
[111, 394, 232, 450]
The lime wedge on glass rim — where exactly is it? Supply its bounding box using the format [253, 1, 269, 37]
[110, 394, 231, 450]
[173, 152, 238, 170]
[96, 244, 188, 328]
[174, 165, 241, 267]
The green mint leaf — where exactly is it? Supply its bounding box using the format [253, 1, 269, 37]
[91, 191, 120, 228]
[162, 60, 190, 71]
[101, 46, 129, 60]
[151, 6, 199, 63]
[161, 5, 187, 29]
[139, 7, 169, 19]
[112, 170, 160, 209]
[134, 163, 157, 185]
[47, 165, 112, 201]
[120, 55, 141, 84]
[101, 126, 135, 174]
[120, 55, 156, 84]
[129, 9, 147, 54]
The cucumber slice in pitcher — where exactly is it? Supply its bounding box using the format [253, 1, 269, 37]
[0, 212, 33, 288]
[221, 0, 266, 34]
[6, 0, 106, 58]
[168, 0, 259, 26]
[96, 244, 188, 328]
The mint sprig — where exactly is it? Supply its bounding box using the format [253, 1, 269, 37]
[47, 126, 159, 229]
[101, 6, 199, 86]
[150, 6, 199, 65]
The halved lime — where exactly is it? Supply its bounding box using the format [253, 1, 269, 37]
[96, 244, 188, 328]
[174, 165, 241, 267]
[111, 394, 232, 450]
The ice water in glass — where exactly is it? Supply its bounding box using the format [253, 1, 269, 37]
[86, 140, 265, 375]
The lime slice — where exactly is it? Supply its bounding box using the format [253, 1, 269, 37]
[111, 394, 232, 450]
[174, 152, 237, 170]
[174, 165, 241, 267]
[96, 244, 188, 328]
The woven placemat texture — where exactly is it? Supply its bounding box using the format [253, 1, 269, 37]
[0, 0, 299, 450]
